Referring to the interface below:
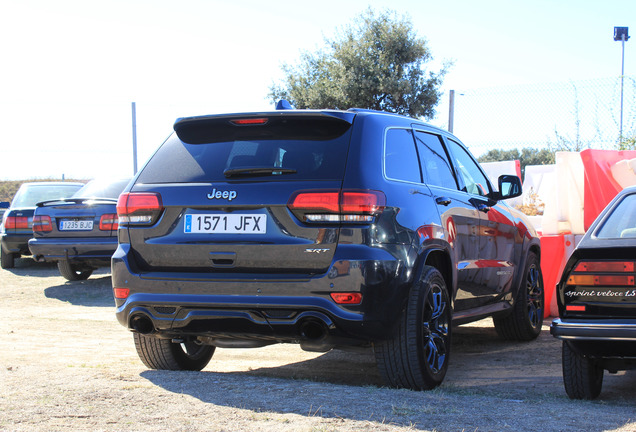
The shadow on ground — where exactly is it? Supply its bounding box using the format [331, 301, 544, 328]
[140, 324, 636, 431]
[44, 274, 114, 307]
[4, 257, 59, 278]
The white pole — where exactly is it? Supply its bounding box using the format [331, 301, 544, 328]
[131, 102, 138, 174]
[448, 90, 455, 133]
[620, 36, 625, 140]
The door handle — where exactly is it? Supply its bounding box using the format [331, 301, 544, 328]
[435, 196, 452, 206]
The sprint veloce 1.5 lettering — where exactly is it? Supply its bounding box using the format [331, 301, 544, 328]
[112, 102, 543, 390]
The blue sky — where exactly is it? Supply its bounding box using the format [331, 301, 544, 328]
[1, 0, 635, 180]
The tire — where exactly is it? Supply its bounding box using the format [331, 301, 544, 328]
[133, 332, 215, 371]
[375, 265, 451, 390]
[562, 341, 603, 400]
[493, 251, 544, 341]
[1, 247, 15, 269]
[57, 260, 93, 281]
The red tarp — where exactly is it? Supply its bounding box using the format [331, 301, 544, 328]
[581, 149, 636, 230]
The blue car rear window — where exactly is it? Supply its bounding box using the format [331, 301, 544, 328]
[137, 117, 352, 183]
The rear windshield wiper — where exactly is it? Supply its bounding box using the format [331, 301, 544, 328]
[223, 167, 297, 178]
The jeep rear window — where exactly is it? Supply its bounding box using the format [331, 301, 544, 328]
[137, 116, 353, 183]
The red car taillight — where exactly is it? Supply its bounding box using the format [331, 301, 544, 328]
[116, 192, 163, 226]
[99, 213, 119, 231]
[287, 190, 385, 223]
[32, 215, 53, 232]
[564, 260, 636, 313]
[567, 260, 636, 286]
[5, 216, 29, 229]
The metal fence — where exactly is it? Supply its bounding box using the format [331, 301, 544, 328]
[431, 76, 636, 158]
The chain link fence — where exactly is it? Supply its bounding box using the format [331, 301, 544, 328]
[431, 76, 636, 158]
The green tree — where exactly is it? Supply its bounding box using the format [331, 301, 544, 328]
[478, 148, 555, 179]
[269, 8, 450, 119]
[618, 134, 636, 150]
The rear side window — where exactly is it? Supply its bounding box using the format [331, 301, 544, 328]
[384, 128, 421, 183]
[138, 116, 352, 183]
[414, 131, 457, 190]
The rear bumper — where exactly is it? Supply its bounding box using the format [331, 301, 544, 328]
[1, 232, 31, 255]
[550, 318, 636, 341]
[551, 318, 636, 368]
[111, 243, 411, 349]
[29, 237, 117, 264]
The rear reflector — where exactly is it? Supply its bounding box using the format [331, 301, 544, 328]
[117, 192, 163, 226]
[113, 288, 130, 299]
[32, 215, 52, 232]
[566, 305, 586, 312]
[5, 216, 29, 229]
[330, 292, 363, 305]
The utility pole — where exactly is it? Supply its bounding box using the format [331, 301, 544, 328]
[131, 102, 138, 174]
[448, 90, 455, 133]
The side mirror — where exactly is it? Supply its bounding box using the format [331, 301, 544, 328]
[490, 175, 522, 201]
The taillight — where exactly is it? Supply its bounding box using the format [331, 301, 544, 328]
[287, 190, 385, 223]
[573, 261, 635, 272]
[99, 213, 119, 231]
[567, 260, 636, 286]
[330, 292, 363, 305]
[5, 216, 29, 229]
[117, 192, 163, 226]
[567, 274, 635, 286]
[33, 215, 52, 232]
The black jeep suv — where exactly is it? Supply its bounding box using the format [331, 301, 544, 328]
[112, 105, 544, 390]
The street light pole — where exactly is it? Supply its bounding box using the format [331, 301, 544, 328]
[131, 102, 138, 175]
[448, 90, 455, 133]
[614, 27, 630, 141]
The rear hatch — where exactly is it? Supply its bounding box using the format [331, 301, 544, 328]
[119, 111, 363, 276]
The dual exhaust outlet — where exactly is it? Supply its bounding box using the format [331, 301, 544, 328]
[130, 312, 330, 342]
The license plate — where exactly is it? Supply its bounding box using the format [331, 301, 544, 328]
[60, 220, 94, 231]
[184, 214, 266, 234]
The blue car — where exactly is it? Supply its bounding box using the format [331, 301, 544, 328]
[28, 178, 130, 280]
[112, 104, 542, 389]
[1, 182, 84, 269]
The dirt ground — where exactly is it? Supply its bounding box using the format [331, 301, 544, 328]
[1, 258, 635, 432]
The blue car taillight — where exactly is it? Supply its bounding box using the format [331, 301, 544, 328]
[116, 192, 163, 227]
[99, 213, 119, 231]
[287, 190, 386, 224]
[32, 215, 52, 232]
